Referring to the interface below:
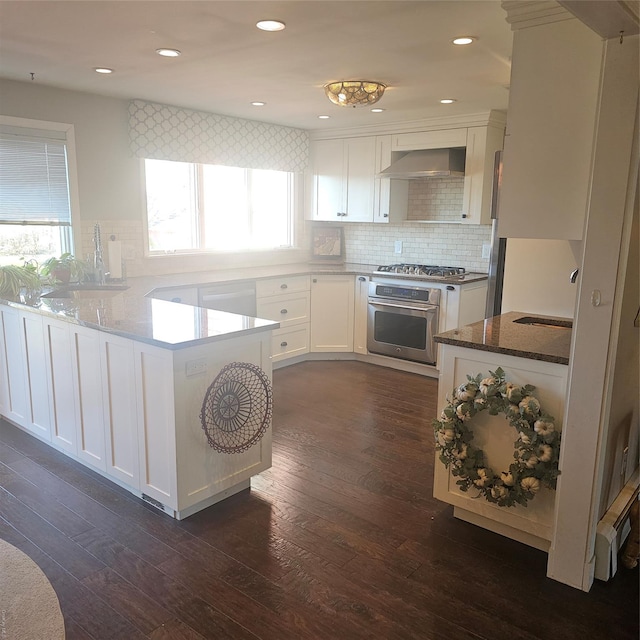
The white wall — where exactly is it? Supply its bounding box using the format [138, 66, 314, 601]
[0, 78, 142, 223]
[501, 239, 580, 317]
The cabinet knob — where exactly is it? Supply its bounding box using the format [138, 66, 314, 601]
[170, 297, 181, 303]
[280, 341, 288, 347]
[312, 278, 317, 283]
[280, 284, 287, 289]
[383, 213, 389, 218]
[461, 213, 467, 219]
[280, 309, 288, 314]
[358, 276, 367, 281]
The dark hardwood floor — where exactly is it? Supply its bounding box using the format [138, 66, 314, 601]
[1, 361, 637, 639]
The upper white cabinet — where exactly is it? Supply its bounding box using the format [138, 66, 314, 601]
[497, 18, 603, 240]
[308, 113, 504, 225]
[374, 136, 409, 224]
[308, 136, 377, 222]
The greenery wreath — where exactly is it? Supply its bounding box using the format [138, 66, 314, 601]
[433, 367, 561, 508]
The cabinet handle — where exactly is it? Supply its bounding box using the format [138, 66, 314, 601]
[358, 276, 367, 281]
[461, 213, 467, 219]
[280, 341, 288, 347]
[383, 213, 389, 218]
[312, 278, 317, 283]
[170, 297, 181, 303]
[280, 284, 287, 289]
[280, 309, 288, 314]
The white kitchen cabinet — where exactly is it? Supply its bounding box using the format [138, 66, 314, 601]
[391, 128, 468, 151]
[43, 318, 77, 453]
[441, 281, 489, 333]
[100, 332, 140, 489]
[434, 344, 568, 550]
[149, 286, 199, 305]
[257, 275, 311, 364]
[134, 342, 177, 507]
[353, 275, 370, 354]
[72, 324, 107, 470]
[310, 275, 355, 352]
[374, 136, 409, 224]
[20, 311, 51, 441]
[497, 19, 603, 240]
[0, 306, 29, 428]
[309, 137, 377, 222]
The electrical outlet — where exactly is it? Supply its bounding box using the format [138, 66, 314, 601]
[482, 243, 491, 260]
[394, 240, 403, 254]
[186, 359, 207, 377]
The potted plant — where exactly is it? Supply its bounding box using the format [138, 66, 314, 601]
[40, 253, 87, 284]
[0, 263, 42, 300]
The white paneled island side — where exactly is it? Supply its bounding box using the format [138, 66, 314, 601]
[0, 290, 278, 519]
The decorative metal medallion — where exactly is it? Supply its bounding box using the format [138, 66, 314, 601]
[200, 362, 273, 454]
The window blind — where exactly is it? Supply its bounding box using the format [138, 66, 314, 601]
[0, 129, 72, 226]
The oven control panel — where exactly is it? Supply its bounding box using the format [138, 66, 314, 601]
[370, 283, 441, 305]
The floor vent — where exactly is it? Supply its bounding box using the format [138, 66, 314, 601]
[142, 493, 164, 511]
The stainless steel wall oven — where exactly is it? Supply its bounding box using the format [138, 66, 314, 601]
[367, 281, 440, 364]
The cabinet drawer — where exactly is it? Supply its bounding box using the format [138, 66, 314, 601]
[256, 293, 309, 326]
[256, 275, 310, 298]
[271, 325, 309, 362]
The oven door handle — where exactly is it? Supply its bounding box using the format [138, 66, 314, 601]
[368, 299, 439, 313]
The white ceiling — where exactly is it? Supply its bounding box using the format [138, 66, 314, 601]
[0, 1, 514, 130]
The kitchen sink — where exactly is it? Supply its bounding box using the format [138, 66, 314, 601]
[40, 284, 129, 299]
[513, 316, 573, 329]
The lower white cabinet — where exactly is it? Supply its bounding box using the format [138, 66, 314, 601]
[0, 303, 274, 520]
[353, 275, 370, 354]
[100, 333, 141, 489]
[257, 276, 311, 363]
[310, 275, 355, 352]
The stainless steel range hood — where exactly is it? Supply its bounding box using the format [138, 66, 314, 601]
[378, 148, 466, 179]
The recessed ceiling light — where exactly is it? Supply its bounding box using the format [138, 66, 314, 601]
[318, 115, 330, 119]
[94, 67, 113, 74]
[256, 20, 285, 32]
[371, 108, 385, 113]
[452, 36, 475, 46]
[156, 48, 181, 57]
[440, 98, 457, 104]
[251, 101, 266, 107]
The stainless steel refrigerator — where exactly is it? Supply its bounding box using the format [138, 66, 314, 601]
[485, 150, 506, 318]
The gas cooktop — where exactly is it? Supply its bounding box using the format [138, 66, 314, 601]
[374, 264, 469, 280]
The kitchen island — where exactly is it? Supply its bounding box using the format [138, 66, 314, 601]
[433, 312, 571, 551]
[0, 289, 278, 519]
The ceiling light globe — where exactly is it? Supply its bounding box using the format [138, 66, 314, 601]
[324, 81, 386, 108]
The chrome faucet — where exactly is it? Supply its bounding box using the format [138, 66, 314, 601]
[93, 223, 105, 285]
[570, 268, 579, 284]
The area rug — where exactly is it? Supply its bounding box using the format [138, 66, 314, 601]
[0, 538, 65, 639]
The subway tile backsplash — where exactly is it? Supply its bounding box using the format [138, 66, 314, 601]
[342, 222, 492, 272]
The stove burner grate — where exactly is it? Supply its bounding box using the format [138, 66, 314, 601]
[376, 264, 466, 277]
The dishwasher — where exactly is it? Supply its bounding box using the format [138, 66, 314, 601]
[198, 282, 256, 316]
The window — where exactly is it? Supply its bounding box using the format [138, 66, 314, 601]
[0, 118, 76, 265]
[144, 159, 295, 253]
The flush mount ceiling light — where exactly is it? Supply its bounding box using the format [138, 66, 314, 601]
[318, 115, 330, 119]
[156, 48, 181, 57]
[371, 108, 385, 113]
[251, 101, 266, 106]
[256, 20, 285, 31]
[323, 81, 387, 108]
[452, 36, 476, 45]
[440, 98, 457, 104]
[94, 67, 113, 74]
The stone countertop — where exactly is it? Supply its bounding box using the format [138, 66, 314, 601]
[1, 293, 278, 350]
[0, 262, 488, 350]
[133, 262, 488, 296]
[434, 311, 572, 365]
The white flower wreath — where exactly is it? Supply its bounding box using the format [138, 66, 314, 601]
[433, 367, 561, 508]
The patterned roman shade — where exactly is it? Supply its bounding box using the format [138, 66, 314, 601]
[128, 100, 308, 172]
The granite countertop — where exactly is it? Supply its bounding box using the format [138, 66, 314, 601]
[1, 262, 488, 350]
[1, 292, 278, 350]
[434, 311, 573, 365]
